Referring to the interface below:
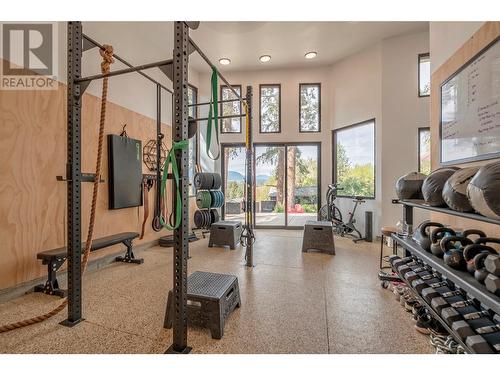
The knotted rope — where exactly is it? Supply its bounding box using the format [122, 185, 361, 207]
[0, 45, 114, 333]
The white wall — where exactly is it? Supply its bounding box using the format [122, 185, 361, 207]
[198, 66, 332, 213]
[328, 45, 383, 234]
[430, 22, 484, 73]
[381, 31, 430, 229]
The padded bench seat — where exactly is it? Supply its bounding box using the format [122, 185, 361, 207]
[35, 232, 142, 297]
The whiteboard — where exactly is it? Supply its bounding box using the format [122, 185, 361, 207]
[440, 37, 500, 164]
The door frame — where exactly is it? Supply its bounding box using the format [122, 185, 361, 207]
[220, 142, 321, 229]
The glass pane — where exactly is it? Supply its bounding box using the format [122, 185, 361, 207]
[300, 84, 320, 132]
[419, 128, 431, 175]
[419, 54, 430, 96]
[223, 146, 245, 221]
[255, 145, 285, 226]
[287, 145, 319, 226]
[335, 121, 375, 198]
[260, 86, 280, 132]
[221, 86, 241, 133]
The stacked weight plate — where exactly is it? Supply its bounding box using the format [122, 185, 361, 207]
[193, 172, 224, 229]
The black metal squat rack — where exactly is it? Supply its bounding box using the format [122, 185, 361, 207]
[65, 21, 253, 354]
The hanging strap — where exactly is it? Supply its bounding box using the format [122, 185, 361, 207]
[206, 67, 220, 160]
[160, 140, 189, 230]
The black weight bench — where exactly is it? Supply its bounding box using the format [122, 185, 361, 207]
[34, 232, 142, 298]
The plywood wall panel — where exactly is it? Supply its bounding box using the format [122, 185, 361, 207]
[0, 69, 194, 290]
[429, 22, 500, 236]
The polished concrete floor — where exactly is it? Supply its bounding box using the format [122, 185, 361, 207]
[0, 230, 433, 354]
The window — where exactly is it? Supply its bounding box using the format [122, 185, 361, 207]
[188, 84, 198, 195]
[259, 84, 281, 133]
[418, 53, 430, 97]
[220, 85, 242, 133]
[333, 119, 375, 199]
[418, 127, 431, 175]
[299, 83, 321, 132]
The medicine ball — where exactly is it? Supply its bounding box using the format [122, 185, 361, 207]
[422, 168, 459, 206]
[467, 161, 500, 220]
[395, 172, 426, 200]
[442, 166, 480, 212]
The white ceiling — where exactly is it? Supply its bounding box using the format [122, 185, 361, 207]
[82, 21, 429, 74]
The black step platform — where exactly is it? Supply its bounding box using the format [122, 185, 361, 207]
[35, 232, 142, 297]
[164, 271, 241, 339]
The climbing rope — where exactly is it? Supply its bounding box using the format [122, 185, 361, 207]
[206, 67, 220, 160]
[159, 140, 189, 230]
[0, 45, 115, 334]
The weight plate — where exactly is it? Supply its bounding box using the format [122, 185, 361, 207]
[194, 210, 204, 228]
[194, 173, 214, 190]
[196, 191, 212, 209]
[210, 209, 219, 224]
[212, 173, 222, 190]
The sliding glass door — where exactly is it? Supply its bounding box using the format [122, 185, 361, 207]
[255, 145, 286, 226]
[221, 144, 246, 222]
[222, 143, 320, 228]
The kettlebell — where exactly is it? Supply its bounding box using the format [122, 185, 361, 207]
[474, 252, 491, 283]
[442, 236, 473, 270]
[463, 229, 487, 241]
[430, 227, 456, 258]
[463, 243, 497, 274]
[413, 221, 444, 252]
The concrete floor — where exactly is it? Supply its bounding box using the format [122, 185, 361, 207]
[0, 230, 433, 354]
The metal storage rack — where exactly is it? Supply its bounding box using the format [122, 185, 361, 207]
[392, 199, 500, 354]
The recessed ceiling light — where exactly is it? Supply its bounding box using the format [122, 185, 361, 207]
[304, 51, 317, 59]
[259, 55, 271, 63]
[219, 58, 231, 65]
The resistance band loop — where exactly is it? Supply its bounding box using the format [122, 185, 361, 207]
[206, 67, 220, 160]
[160, 140, 189, 230]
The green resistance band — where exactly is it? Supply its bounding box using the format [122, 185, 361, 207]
[206, 67, 220, 160]
[160, 140, 189, 230]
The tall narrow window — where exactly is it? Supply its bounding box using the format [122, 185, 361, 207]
[260, 84, 281, 133]
[333, 119, 376, 199]
[188, 84, 198, 195]
[418, 127, 431, 175]
[299, 83, 321, 132]
[220, 85, 242, 133]
[418, 53, 430, 97]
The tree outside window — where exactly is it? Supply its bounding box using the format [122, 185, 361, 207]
[220, 85, 242, 133]
[300, 83, 320, 132]
[418, 127, 431, 175]
[419, 53, 430, 97]
[334, 120, 375, 198]
[260, 84, 280, 133]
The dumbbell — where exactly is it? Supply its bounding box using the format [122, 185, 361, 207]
[411, 279, 447, 294]
[441, 306, 489, 326]
[452, 319, 500, 353]
[421, 285, 463, 306]
[396, 261, 423, 276]
[403, 266, 433, 283]
[485, 274, 500, 296]
[432, 297, 475, 315]
[485, 254, 500, 276]
[463, 241, 498, 275]
[391, 256, 415, 270]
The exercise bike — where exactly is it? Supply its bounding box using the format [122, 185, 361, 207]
[318, 184, 365, 242]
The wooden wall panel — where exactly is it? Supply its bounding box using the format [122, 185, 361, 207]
[0, 69, 199, 290]
[430, 22, 500, 236]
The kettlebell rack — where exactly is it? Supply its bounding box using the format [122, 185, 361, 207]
[391, 199, 500, 354]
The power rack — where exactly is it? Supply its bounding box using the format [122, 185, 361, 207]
[65, 21, 252, 354]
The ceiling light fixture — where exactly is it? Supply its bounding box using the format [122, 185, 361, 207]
[304, 51, 317, 59]
[259, 55, 271, 63]
[219, 58, 231, 65]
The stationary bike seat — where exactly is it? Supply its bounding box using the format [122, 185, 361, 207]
[353, 196, 365, 202]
